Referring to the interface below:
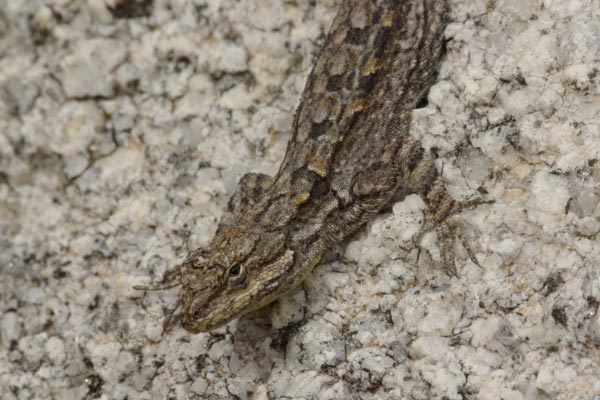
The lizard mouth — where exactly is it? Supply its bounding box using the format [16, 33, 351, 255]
[178, 281, 234, 333]
[180, 315, 207, 333]
[179, 299, 237, 333]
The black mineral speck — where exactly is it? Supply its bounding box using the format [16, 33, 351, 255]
[109, 0, 153, 19]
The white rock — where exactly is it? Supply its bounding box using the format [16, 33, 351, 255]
[345, 348, 395, 391]
[269, 289, 305, 330]
[488, 238, 523, 263]
[208, 340, 234, 362]
[528, 170, 570, 215]
[575, 216, 600, 237]
[461, 347, 503, 376]
[417, 294, 464, 337]
[410, 336, 451, 360]
[217, 44, 248, 74]
[470, 315, 506, 347]
[487, 108, 509, 125]
[563, 20, 600, 65]
[562, 64, 595, 90]
[50, 101, 105, 157]
[267, 370, 334, 399]
[0, 312, 21, 343]
[88, 0, 113, 23]
[381, 365, 408, 392]
[513, 23, 561, 77]
[18, 333, 48, 367]
[498, 89, 533, 119]
[90, 342, 136, 383]
[535, 356, 578, 389]
[191, 377, 209, 395]
[45, 336, 66, 365]
[286, 318, 345, 370]
[428, 80, 464, 116]
[417, 362, 466, 400]
[59, 38, 127, 98]
[88, 143, 145, 188]
[30, 6, 55, 35]
[227, 377, 255, 399]
[143, 323, 163, 343]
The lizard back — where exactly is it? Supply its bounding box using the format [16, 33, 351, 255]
[250, 0, 448, 251]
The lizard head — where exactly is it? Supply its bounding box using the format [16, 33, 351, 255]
[178, 229, 296, 333]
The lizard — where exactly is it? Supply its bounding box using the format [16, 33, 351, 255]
[135, 0, 484, 333]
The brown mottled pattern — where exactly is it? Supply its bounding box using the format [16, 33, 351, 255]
[136, 0, 468, 333]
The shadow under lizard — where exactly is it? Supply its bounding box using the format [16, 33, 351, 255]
[136, 0, 484, 333]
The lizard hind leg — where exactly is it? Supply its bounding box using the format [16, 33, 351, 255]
[413, 182, 489, 276]
[401, 143, 491, 275]
[429, 219, 481, 277]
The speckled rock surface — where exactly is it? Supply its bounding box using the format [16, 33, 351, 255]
[1, 1, 599, 399]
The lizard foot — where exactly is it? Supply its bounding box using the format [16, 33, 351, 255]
[413, 197, 492, 276]
[133, 263, 185, 334]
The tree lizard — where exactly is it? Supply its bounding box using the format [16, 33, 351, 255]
[136, 0, 484, 333]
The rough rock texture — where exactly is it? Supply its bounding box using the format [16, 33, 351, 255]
[1, 0, 599, 399]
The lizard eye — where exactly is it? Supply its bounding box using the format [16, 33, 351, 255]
[227, 264, 247, 286]
[229, 264, 241, 276]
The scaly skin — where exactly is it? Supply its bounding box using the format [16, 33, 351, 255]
[137, 0, 464, 333]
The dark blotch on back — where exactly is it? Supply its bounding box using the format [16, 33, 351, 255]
[345, 27, 370, 45]
[357, 74, 377, 93]
[292, 167, 330, 220]
[309, 120, 332, 138]
[308, 171, 329, 198]
[290, 166, 328, 195]
[326, 75, 344, 92]
[291, 166, 313, 183]
[372, 30, 387, 52]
